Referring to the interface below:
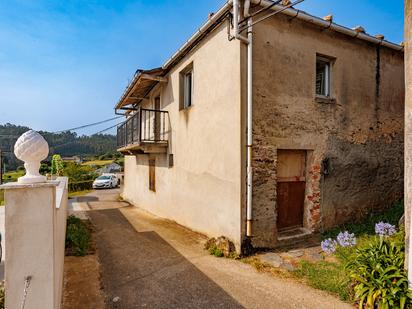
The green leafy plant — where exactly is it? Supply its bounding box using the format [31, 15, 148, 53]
[323, 201, 404, 239]
[63, 162, 97, 182]
[51, 154, 64, 176]
[0, 281, 4, 309]
[68, 180, 94, 193]
[207, 245, 224, 257]
[346, 233, 412, 309]
[65, 215, 91, 256]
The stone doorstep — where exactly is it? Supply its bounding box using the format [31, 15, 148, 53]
[257, 245, 324, 271]
[277, 227, 312, 242]
[275, 228, 321, 252]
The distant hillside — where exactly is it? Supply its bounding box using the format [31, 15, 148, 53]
[0, 123, 117, 170]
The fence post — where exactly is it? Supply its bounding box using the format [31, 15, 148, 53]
[0, 131, 68, 308]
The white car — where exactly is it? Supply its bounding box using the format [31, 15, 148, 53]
[93, 174, 118, 189]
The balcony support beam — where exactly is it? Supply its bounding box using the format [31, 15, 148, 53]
[140, 74, 168, 83]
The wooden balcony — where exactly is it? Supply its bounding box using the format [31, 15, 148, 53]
[117, 108, 169, 154]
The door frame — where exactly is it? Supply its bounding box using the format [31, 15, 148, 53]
[275, 148, 315, 232]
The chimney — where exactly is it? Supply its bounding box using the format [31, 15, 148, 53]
[208, 12, 215, 20]
[375, 34, 385, 40]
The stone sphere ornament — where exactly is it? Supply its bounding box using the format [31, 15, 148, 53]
[14, 130, 49, 184]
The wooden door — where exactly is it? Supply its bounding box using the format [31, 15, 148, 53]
[149, 158, 156, 192]
[276, 150, 306, 230]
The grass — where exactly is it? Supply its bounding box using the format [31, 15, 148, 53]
[3, 170, 25, 182]
[295, 259, 351, 300]
[65, 215, 92, 256]
[81, 160, 114, 167]
[0, 170, 25, 206]
[68, 190, 92, 198]
[293, 201, 404, 302]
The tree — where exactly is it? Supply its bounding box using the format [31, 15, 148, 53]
[51, 154, 64, 176]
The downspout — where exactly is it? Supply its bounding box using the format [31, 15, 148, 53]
[233, 0, 254, 237]
[246, 17, 253, 237]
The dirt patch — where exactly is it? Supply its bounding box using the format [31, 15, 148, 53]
[62, 216, 106, 309]
[62, 255, 105, 309]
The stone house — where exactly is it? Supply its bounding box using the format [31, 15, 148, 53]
[115, 0, 404, 251]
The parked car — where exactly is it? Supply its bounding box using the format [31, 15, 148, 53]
[93, 174, 119, 189]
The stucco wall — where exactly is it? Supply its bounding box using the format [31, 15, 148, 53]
[123, 22, 243, 248]
[251, 14, 404, 247]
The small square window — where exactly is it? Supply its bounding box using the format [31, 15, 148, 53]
[316, 57, 331, 97]
[180, 63, 193, 110]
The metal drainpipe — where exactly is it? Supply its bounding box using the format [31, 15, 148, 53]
[246, 17, 253, 237]
[233, 0, 254, 237]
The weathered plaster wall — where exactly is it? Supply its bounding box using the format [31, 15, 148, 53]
[123, 23, 244, 248]
[251, 14, 404, 247]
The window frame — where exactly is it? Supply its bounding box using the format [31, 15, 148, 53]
[179, 63, 194, 110]
[315, 55, 332, 98]
[183, 70, 193, 108]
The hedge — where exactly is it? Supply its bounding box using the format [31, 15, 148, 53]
[68, 180, 94, 193]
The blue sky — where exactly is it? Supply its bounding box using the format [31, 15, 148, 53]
[0, 0, 404, 135]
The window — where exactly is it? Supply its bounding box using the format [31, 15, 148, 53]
[183, 71, 193, 108]
[180, 63, 193, 110]
[149, 158, 155, 192]
[316, 56, 331, 97]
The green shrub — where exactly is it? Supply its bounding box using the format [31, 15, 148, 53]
[63, 162, 97, 182]
[208, 245, 224, 257]
[0, 281, 4, 309]
[51, 154, 64, 176]
[323, 201, 404, 239]
[346, 233, 412, 309]
[68, 180, 93, 193]
[65, 215, 91, 256]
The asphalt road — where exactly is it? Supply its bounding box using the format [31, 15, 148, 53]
[76, 189, 351, 309]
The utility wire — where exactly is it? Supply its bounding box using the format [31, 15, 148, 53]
[95, 122, 122, 135]
[238, 0, 282, 26]
[0, 134, 21, 137]
[239, 0, 305, 32]
[49, 121, 122, 150]
[0, 116, 123, 137]
[53, 116, 123, 133]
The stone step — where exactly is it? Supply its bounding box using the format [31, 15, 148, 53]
[275, 228, 321, 250]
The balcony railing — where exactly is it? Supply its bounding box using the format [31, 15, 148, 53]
[117, 108, 169, 150]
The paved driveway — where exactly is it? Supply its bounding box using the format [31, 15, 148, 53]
[74, 189, 351, 309]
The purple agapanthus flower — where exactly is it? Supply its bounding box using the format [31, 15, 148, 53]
[321, 238, 337, 254]
[375, 222, 396, 236]
[336, 231, 356, 247]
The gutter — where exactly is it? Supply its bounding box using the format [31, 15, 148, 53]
[117, 0, 403, 112]
[250, 0, 403, 51]
[163, 3, 232, 70]
[163, 0, 403, 72]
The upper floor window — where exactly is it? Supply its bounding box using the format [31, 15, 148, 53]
[316, 56, 331, 97]
[180, 63, 193, 110]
